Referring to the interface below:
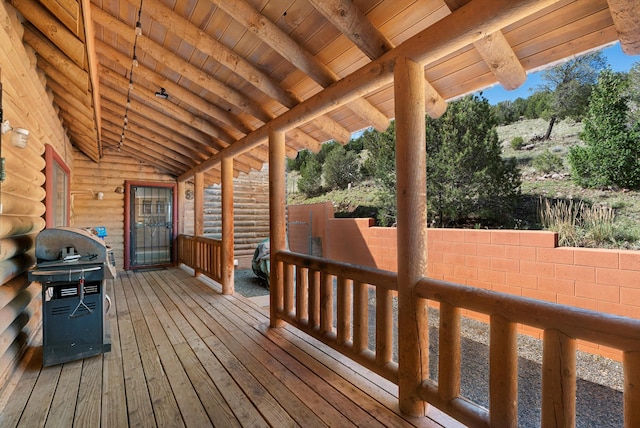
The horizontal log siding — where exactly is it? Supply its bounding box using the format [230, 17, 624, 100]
[0, 1, 73, 392]
[203, 166, 269, 269]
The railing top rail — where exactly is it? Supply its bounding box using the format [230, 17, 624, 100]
[276, 250, 398, 291]
[417, 276, 640, 352]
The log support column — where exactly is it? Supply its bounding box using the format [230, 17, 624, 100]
[269, 129, 286, 328]
[194, 171, 204, 277]
[395, 56, 428, 417]
[221, 156, 234, 294]
[177, 180, 186, 236]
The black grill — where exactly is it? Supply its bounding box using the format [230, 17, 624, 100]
[28, 227, 115, 366]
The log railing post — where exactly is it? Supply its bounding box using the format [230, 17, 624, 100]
[439, 302, 461, 402]
[269, 129, 286, 328]
[221, 156, 234, 294]
[490, 314, 518, 427]
[394, 55, 428, 416]
[194, 171, 204, 277]
[541, 329, 576, 427]
[353, 280, 368, 353]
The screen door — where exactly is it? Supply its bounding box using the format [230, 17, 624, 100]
[129, 185, 174, 267]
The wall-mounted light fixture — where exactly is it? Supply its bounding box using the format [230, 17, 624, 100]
[1, 120, 29, 148]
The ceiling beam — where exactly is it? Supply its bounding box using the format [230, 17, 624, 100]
[308, 0, 446, 118]
[607, 0, 640, 54]
[10, 0, 85, 68]
[445, 0, 526, 91]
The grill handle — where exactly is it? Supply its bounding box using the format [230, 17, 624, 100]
[30, 266, 102, 276]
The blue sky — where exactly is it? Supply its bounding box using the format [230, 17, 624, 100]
[480, 42, 640, 105]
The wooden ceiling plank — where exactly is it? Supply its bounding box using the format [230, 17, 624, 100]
[23, 25, 89, 92]
[94, 39, 250, 137]
[99, 67, 236, 143]
[90, 5, 272, 124]
[11, 0, 85, 68]
[210, 0, 389, 133]
[179, 0, 561, 180]
[127, 0, 351, 144]
[606, 0, 640, 54]
[101, 136, 180, 176]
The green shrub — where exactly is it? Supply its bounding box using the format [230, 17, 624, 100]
[324, 145, 361, 190]
[297, 155, 323, 197]
[510, 136, 525, 150]
[533, 149, 564, 173]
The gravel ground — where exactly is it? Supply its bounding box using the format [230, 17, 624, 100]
[234, 269, 623, 427]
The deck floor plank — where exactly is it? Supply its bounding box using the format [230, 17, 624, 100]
[44, 360, 82, 427]
[0, 268, 453, 428]
[114, 274, 158, 428]
[101, 279, 128, 427]
[74, 354, 103, 427]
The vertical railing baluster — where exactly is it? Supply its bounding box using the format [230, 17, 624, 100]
[309, 269, 320, 329]
[296, 266, 308, 322]
[283, 262, 294, 316]
[541, 329, 576, 427]
[376, 287, 393, 365]
[353, 281, 368, 353]
[439, 302, 461, 402]
[490, 314, 518, 428]
[624, 350, 640, 427]
[320, 272, 333, 335]
[337, 276, 351, 345]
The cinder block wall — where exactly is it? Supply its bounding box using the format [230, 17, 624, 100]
[288, 204, 640, 361]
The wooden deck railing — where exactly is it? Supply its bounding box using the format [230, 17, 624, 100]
[275, 250, 399, 383]
[177, 235, 222, 283]
[274, 250, 640, 427]
[415, 277, 640, 428]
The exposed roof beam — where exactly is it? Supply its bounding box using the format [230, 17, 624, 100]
[22, 25, 88, 91]
[308, 0, 447, 118]
[306, 0, 393, 60]
[179, 0, 560, 181]
[210, 0, 390, 133]
[39, 0, 80, 35]
[607, 0, 640, 54]
[10, 0, 84, 67]
[445, 0, 526, 91]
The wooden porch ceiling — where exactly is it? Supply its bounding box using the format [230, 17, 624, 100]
[8, 0, 640, 185]
[0, 268, 462, 427]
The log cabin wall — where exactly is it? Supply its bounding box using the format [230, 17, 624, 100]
[0, 1, 74, 390]
[71, 149, 176, 269]
[203, 165, 269, 269]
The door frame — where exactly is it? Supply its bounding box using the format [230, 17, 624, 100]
[124, 181, 178, 270]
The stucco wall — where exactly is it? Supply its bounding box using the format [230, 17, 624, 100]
[288, 204, 640, 360]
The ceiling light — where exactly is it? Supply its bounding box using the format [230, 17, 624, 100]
[155, 88, 169, 99]
[132, 55, 139, 67]
[135, 21, 142, 36]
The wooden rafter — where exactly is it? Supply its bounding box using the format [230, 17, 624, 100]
[607, 0, 640, 54]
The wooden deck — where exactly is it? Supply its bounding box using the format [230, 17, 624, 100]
[0, 268, 462, 427]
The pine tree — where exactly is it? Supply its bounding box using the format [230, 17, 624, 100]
[569, 69, 640, 189]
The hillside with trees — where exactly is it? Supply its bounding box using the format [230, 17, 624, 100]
[287, 53, 640, 249]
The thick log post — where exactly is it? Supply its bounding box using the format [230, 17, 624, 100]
[395, 56, 428, 417]
[221, 156, 234, 295]
[194, 171, 204, 277]
[269, 129, 286, 328]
